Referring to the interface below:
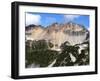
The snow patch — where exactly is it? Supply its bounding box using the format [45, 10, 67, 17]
[48, 59, 57, 67]
[69, 53, 76, 62]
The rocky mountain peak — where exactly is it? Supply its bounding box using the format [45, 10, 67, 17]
[25, 22, 89, 48]
[26, 24, 44, 31]
[26, 22, 86, 32]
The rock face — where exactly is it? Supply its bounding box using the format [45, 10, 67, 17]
[25, 22, 89, 68]
[25, 22, 89, 50]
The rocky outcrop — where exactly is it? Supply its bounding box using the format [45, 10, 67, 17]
[25, 22, 89, 50]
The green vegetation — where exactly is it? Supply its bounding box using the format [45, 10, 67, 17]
[53, 41, 89, 66]
[25, 40, 58, 67]
[25, 40, 89, 68]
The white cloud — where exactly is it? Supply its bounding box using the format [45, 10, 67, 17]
[64, 15, 80, 21]
[26, 13, 41, 26]
[87, 27, 90, 31]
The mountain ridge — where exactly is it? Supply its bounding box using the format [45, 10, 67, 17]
[25, 22, 89, 50]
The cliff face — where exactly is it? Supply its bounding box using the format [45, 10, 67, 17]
[25, 22, 89, 50]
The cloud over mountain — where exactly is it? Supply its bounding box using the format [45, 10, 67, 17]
[64, 15, 80, 21]
[26, 13, 41, 26]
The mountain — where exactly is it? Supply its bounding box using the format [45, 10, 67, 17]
[25, 22, 89, 50]
[25, 22, 89, 68]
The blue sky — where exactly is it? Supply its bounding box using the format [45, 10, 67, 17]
[25, 12, 89, 29]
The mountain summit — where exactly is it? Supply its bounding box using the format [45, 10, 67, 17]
[25, 22, 89, 50]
